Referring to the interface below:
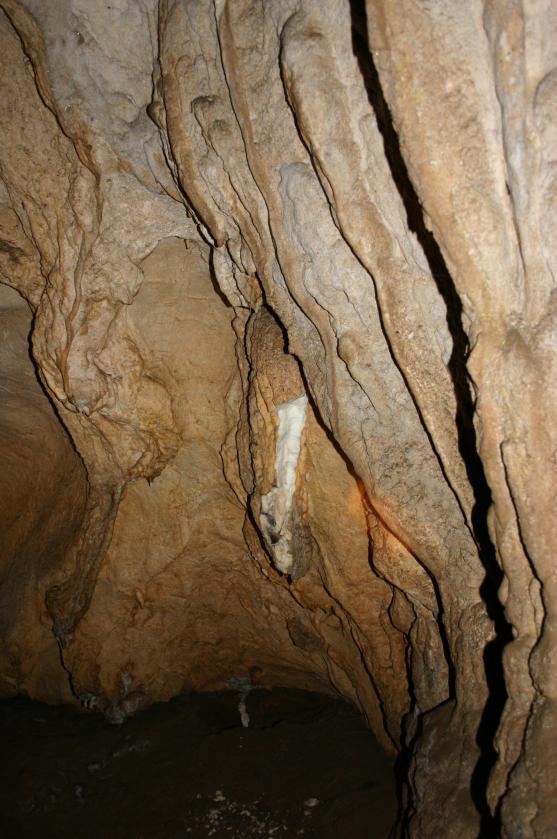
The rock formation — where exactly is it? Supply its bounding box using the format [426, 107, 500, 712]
[0, 1, 554, 836]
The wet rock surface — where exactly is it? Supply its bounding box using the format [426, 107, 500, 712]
[0, 688, 396, 839]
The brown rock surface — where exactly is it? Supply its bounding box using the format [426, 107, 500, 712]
[0, 1, 555, 836]
[0, 285, 87, 701]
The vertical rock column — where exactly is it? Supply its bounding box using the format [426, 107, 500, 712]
[366, 1, 557, 833]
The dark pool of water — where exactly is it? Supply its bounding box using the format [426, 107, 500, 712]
[0, 688, 397, 838]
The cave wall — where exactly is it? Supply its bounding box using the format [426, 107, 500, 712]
[0, 1, 555, 837]
[0, 284, 87, 701]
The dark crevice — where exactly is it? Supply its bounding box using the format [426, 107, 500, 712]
[56, 638, 78, 701]
[393, 705, 423, 838]
[349, 1, 513, 834]
[207, 246, 236, 309]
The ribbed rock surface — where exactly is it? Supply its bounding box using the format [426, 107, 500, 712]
[0, 1, 554, 836]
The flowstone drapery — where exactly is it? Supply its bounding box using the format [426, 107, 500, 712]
[0, 2, 555, 836]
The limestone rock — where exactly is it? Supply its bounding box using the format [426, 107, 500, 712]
[0, 1, 555, 836]
[0, 285, 86, 701]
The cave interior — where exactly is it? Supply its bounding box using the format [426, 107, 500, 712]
[0, 1, 555, 838]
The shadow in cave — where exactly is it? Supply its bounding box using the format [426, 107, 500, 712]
[0, 688, 397, 839]
[349, 1, 513, 834]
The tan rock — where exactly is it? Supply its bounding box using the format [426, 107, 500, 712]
[0, 1, 555, 836]
[0, 285, 86, 702]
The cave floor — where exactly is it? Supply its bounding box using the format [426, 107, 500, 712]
[0, 687, 397, 839]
